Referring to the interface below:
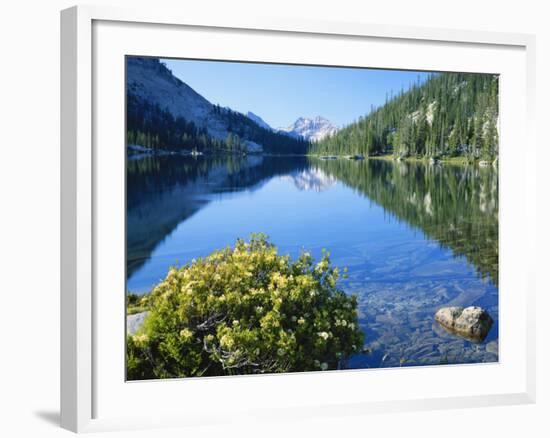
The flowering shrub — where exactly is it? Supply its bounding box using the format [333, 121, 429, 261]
[127, 234, 363, 380]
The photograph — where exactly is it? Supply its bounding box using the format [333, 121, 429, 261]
[125, 56, 499, 381]
[1, 0, 544, 435]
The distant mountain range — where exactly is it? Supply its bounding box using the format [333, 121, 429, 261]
[245, 113, 339, 143]
[127, 57, 497, 161]
[126, 57, 309, 155]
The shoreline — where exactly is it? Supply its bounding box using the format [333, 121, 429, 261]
[127, 145, 497, 167]
[308, 153, 497, 166]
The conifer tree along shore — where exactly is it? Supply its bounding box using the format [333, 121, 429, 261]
[310, 73, 499, 161]
[126, 93, 310, 155]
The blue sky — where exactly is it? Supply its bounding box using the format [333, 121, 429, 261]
[163, 58, 431, 129]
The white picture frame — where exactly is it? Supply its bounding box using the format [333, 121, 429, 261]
[60, 4, 537, 433]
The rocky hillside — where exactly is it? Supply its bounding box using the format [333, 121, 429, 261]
[127, 57, 227, 139]
[246, 111, 272, 131]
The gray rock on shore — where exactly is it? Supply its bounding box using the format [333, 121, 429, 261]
[434, 306, 493, 342]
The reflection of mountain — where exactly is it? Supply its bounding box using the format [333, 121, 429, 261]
[127, 155, 308, 278]
[282, 168, 337, 192]
[313, 158, 498, 284]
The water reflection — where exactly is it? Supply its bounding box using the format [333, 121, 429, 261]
[282, 168, 337, 192]
[127, 155, 308, 277]
[127, 154, 498, 367]
[312, 158, 499, 285]
[128, 155, 498, 286]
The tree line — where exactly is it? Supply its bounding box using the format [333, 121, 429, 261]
[126, 94, 310, 155]
[127, 94, 248, 153]
[310, 72, 499, 161]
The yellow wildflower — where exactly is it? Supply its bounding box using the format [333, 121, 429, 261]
[179, 328, 193, 340]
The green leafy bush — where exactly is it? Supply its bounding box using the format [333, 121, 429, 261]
[127, 234, 363, 380]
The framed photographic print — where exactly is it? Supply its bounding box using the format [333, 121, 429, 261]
[61, 5, 536, 433]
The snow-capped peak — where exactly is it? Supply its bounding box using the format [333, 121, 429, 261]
[278, 116, 338, 142]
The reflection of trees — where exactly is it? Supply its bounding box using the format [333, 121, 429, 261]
[126, 155, 308, 278]
[127, 154, 498, 288]
[312, 158, 498, 285]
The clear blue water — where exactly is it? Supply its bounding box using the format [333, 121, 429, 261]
[127, 155, 498, 368]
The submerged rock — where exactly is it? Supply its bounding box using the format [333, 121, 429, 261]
[434, 306, 493, 342]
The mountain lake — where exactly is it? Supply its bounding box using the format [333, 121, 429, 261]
[127, 154, 499, 369]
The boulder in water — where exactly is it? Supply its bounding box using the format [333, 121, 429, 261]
[435, 306, 493, 342]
